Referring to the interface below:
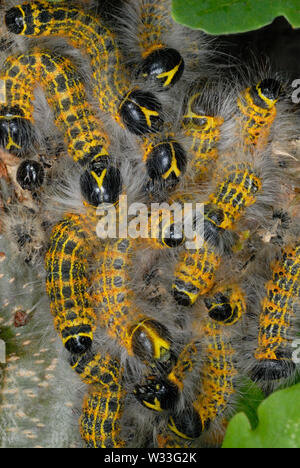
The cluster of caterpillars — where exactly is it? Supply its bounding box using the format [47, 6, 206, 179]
[0, 0, 299, 449]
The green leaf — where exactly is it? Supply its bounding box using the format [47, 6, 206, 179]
[222, 383, 300, 448]
[234, 378, 265, 429]
[172, 0, 300, 35]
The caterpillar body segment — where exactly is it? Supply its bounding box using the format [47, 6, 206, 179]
[134, 341, 198, 412]
[45, 212, 98, 354]
[79, 355, 126, 448]
[182, 92, 224, 181]
[94, 238, 175, 369]
[252, 243, 300, 381]
[237, 79, 282, 150]
[172, 243, 222, 307]
[206, 162, 262, 234]
[204, 284, 246, 325]
[5, 1, 164, 136]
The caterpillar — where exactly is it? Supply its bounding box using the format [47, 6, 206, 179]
[252, 242, 300, 381]
[182, 91, 224, 181]
[159, 318, 237, 446]
[93, 237, 175, 369]
[172, 162, 263, 306]
[237, 78, 282, 150]
[5, 1, 163, 136]
[126, 0, 185, 91]
[45, 211, 98, 354]
[0, 50, 122, 205]
[79, 354, 126, 448]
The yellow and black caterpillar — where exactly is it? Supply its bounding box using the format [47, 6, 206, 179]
[135, 316, 237, 446]
[172, 162, 262, 307]
[127, 0, 185, 91]
[78, 353, 126, 448]
[237, 79, 282, 150]
[252, 242, 300, 381]
[45, 212, 98, 354]
[5, 1, 163, 136]
[0, 50, 122, 205]
[182, 91, 224, 181]
[94, 237, 175, 369]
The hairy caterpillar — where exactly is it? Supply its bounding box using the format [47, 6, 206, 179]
[182, 91, 224, 181]
[79, 354, 126, 448]
[160, 318, 237, 446]
[94, 237, 175, 369]
[5, 1, 164, 136]
[126, 0, 185, 91]
[237, 78, 282, 150]
[45, 212, 98, 354]
[172, 162, 262, 306]
[0, 50, 122, 205]
[252, 242, 300, 381]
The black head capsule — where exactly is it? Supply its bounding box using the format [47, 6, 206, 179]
[16, 160, 44, 190]
[139, 48, 184, 91]
[204, 293, 233, 323]
[146, 140, 187, 185]
[0, 106, 35, 156]
[65, 336, 92, 355]
[80, 164, 122, 207]
[5, 7, 25, 34]
[130, 318, 174, 369]
[251, 78, 282, 109]
[134, 377, 179, 412]
[119, 89, 163, 135]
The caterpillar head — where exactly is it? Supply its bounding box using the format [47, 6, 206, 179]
[146, 140, 187, 187]
[172, 279, 200, 307]
[204, 287, 245, 325]
[0, 106, 35, 156]
[134, 376, 179, 412]
[64, 335, 92, 355]
[119, 89, 163, 135]
[168, 408, 205, 440]
[5, 7, 26, 35]
[129, 318, 175, 371]
[16, 160, 45, 191]
[139, 48, 184, 91]
[251, 78, 282, 109]
[80, 160, 122, 207]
